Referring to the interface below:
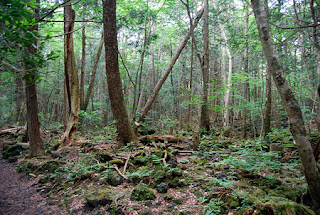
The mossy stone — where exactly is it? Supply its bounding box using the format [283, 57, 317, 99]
[254, 197, 316, 215]
[163, 193, 174, 202]
[85, 190, 113, 207]
[95, 151, 113, 162]
[131, 183, 156, 201]
[169, 168, 183, 178]
[3, 143, 23, 159]
[109, 159, 124, 166]
[107, 170, 123, 186]
[152, 169, 167, 184]
[139, 209, 153, 215]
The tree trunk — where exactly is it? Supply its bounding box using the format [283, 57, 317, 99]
[102, 0, 135, 144]
[82, 33, 104, 111]
[243, 8, 249, 138]
[200, 0, 210, 131]
[263, 64, 272, 139]
[80, 25, 86, 110]
[212, 0, 233, 128]
[139, 7, 204, 121]
[251, 0, 320, 205]
[61, 2, 80, 145]
[25, 0, 43, 157]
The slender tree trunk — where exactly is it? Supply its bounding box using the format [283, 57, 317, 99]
[263, 64, 272, 138]
[212, 0, 233, 128]
[251, 0, 320, 205]
[200, 0, 210, 131]
[80, 25, 86, 110]
[82, 33, 104, 111]
[139, 7, 204, 121]
[61, 3, 80, 145]
[243, 8, 249, 138]
[102, 0, 135, 144]
[25, 0, 43, 157]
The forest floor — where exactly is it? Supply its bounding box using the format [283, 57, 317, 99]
[0, 126, 320, 215]
[0, 140, 66, 215]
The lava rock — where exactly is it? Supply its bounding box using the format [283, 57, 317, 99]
[131, 183, 156, 201]
[156, 182, 168, 193]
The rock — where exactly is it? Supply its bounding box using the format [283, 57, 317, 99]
[8, 156, 18, 163]
[131, 183, 156, 201]
[139, 209, 153, 215]
[106, 170, 123, 186]
[163, 193, 174, 202]
[95, 151, 113, 162]
[254, 198, 316, 215]
[156, 182, 168, 193]
[85, 190, 113, 208]
[169, 168, 183, 178]
[167, 202, 177, 209]
[144, 200, 153, 207]
[152, 169, 166, 185]
[109, 159, 124, 166]
[3, 143, 23, 159]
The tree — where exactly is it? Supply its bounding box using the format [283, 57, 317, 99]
[251, 0, 320, 205]
[102, 0, 136, 144]
[199, 0, 210, 131]
[25, 0, 43, 157]
[61, 2, 80, 145]
[139, 6, 204, 121]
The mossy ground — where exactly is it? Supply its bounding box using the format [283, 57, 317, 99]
[2, 128, 319, 214]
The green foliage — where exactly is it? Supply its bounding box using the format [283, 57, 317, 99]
[79, 110, 103, 130]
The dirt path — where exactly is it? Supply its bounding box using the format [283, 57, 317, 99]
[0, 142, 65, 215]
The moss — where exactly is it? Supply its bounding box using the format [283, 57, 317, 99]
[106, 170, 123, 186]
[139, 209, 153, 215]
[131, 183, 156, 201]
[85, 189, 113, 208]
[95, 150, 113, 162]
[163, 193, 174, 202]
[254, 197, 316, 215]
[253, 188, 267, 198]
[132, 205, 141, 210]
[152, 169, 167, 185]
[109, 159, 124, 166]
[3, 143, 23, 159]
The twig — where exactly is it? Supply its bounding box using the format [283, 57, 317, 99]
[163, 150, 167, 166]
[113, 166, 128, 180]
[122, 153, 131, 175]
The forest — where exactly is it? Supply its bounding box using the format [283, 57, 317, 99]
[0, 0, 320, 214]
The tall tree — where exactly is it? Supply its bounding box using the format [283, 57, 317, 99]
[200, 0, 210, 131]
[61, 2, 80, 145]
[25, 0, 43, 157]
[251, 0, 320, 205]
[102, 0, 136, 144]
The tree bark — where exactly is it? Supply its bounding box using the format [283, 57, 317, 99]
[212, 0, 233, 128]
[139, 7, 204, 121]
[200, 0, 210, 131]
[61, 2, 80, 145]
[243, 8, 249, 138]
[251, 0, 320, 205]
[80, 25, 86, 110]
[82, 33, 104, 111]
[102, 0, 136, 144]
[263, 64, 272, 139]
[25, 0, 43, 157]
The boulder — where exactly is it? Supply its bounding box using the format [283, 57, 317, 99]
[131, 183, 156, 201]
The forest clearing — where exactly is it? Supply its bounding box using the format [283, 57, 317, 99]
[1, 0, 320, 214]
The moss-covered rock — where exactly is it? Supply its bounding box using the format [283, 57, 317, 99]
[85, 189, 113, 207]
[17, 159, 64, 174]
[131, 183, 156, 201]
[3, 143, 23, 159]
[106, 170, 123, 186]
[152, 168, 167, 185]
[95, 150, 113, 162]
[109, 159, 124, 166]
[156, 182, 168, 193]
[139, 209, 153, 215]
[163, 193, 174, 202]
[254, 197, 316, 215]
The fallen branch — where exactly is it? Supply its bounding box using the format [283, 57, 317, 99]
[123, 153, 131, 175]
